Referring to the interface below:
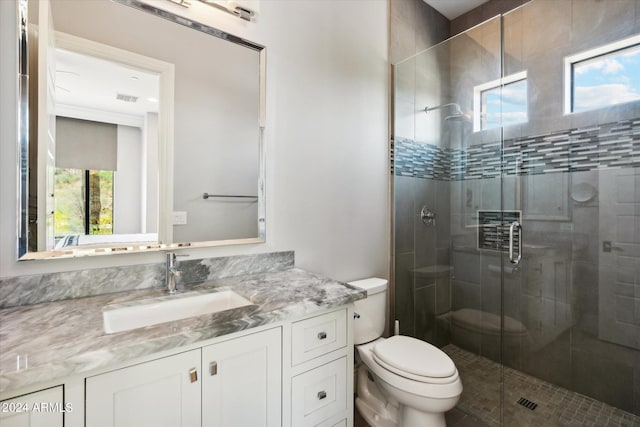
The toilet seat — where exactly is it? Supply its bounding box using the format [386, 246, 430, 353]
[373, 336, 456, 383]
[373, 354, 459, 384]
[357, 338, 463, 399]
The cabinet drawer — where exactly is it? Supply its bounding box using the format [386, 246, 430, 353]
[291, 357, 347, 427]
[292, 309, 347, 365]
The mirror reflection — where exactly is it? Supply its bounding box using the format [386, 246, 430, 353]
[19, 0, 265, 260]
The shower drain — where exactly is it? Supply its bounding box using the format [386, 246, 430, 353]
[517, 397, 538, 411]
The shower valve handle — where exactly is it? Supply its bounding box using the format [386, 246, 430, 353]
[421, 206, 436, 226]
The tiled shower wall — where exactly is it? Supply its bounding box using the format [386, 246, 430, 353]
[392, 0, 640, 416]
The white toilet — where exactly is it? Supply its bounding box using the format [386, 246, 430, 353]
[349, 278, 463, 427]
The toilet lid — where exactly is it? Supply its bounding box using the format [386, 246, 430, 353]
[373, 335, 456, 379]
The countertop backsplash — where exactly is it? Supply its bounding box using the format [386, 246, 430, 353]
[0, 251, 295, 309]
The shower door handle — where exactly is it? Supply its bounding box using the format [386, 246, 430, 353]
[508, 221, 522, 265]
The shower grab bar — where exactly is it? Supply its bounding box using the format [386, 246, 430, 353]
[202, 193, 258, 200]
[508, 221, 522, 265]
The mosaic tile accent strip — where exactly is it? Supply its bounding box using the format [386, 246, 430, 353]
[394, 136, 451, 179]
[394, 118, 640, 180]
[443, 344, 640, 427]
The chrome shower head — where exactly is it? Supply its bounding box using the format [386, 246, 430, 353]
[445, 113, 470, 122]
[424, 102, 463, 116]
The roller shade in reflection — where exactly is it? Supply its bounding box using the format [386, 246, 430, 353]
[56, 116, 117, 171]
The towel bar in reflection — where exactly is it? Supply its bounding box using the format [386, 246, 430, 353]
[202, 193, 258, 201]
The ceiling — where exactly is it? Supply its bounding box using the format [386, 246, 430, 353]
[55, 49, 160, 121]
[423, 0, 490, 20]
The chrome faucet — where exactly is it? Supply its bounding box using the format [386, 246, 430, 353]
[165, 253, 184, 294]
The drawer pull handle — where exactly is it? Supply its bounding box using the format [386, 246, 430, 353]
[317, 391, 327, 400]
[189, 368, 198, 383]
[317, 331, 327, 340]
[209, 361, 218, 376]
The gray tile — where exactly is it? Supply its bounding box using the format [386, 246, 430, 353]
[435, 275, 451, 315]
[571, 0, 636, 51]
[389, 0, 416, 64]
[482, 0, 527, 21]
[394, 176, 415, 253]
[522, 330, 572, 389]
[393, 57, 416, 104]
[521, 0, 571, 59]
[445, 344, 640, 425]
[571, 261, 599, 334]
[395, 251, 415, 336]
[394, 98, 416, 140]
[414, 0, 450, 53]
[453, 250, 482, 285]
[435, 180, 452, 247]
[571, 348, 636, 413]
[634, 368, 640, 416]
[452, 280, 481, 313]
[414, 285, 435, 342]
[450, 10, 480, 37]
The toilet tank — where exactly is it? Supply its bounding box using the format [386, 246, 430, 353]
[348, 278, 387, 345]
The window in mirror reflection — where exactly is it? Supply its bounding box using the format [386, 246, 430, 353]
[40, 50, 160, 250]
[54, 168, 114, 242]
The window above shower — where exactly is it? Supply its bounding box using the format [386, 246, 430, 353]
[564, 34, 640, 114]
[473, 71, 528, 132]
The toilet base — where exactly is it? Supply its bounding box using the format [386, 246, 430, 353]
[356, 364, 398, 427]
[402, 406, 446, 427]
[356, 363, 452, 427]
[356, 397, 398, 427]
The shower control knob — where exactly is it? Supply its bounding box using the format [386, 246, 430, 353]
[421, 206, 436, 226]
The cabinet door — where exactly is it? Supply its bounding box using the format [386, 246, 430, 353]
[202, 327, 281, 427]
[85, 349, 201, 427]
[0, 386, 64, 427]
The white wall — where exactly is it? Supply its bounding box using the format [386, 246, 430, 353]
[0, 0, 389, 283]
[113, 125, 143, 234]
[142, 112, 159, 233]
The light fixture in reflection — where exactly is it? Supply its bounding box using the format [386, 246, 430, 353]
[167, 0, 192, 7]
[198, 0, 255, 21]
[166, 0, 255, 21]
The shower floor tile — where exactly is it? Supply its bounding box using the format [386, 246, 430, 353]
[443, 344, 640, 427]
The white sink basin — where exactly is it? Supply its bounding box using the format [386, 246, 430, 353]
[103, 289, 253, 334]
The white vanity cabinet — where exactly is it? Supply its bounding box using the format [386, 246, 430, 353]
[85, 327, 282, 427]
[0, 386, 64, 427]
[85, 349, 202, 427]
[202, 327, 281, 427]
[1, 304, 355, 427]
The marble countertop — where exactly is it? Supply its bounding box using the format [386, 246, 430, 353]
[0, 268, 365, 395]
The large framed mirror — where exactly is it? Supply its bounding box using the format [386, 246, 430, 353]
[17, 0, 266, 260]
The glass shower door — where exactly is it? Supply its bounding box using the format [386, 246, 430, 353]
[393, 14, 508, 426]
[500, 0, 640, 424]
[393, 1, 640, 425]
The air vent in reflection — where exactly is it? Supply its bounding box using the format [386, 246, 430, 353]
[116, 93, 138, 103]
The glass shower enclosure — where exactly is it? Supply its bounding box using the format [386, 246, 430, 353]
[393, 0, 639, 425]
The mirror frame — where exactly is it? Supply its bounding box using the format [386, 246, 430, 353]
[17, 0, 266, 260]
